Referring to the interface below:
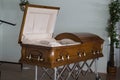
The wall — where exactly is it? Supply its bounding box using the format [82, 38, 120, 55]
[0, 0, 3, 60]
[0, 0, 110, 73]
[0, 0, 22, 62]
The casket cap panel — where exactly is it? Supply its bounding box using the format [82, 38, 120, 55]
[55, 32, 104, 44]
[18, 4, 60, 43]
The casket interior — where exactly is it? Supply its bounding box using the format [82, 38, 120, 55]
[18, 4, 60, 46]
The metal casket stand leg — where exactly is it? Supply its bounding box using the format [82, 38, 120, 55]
[54, 68, 57, 80]
[95, 58, 101, 80]
[34, 65, 58, 80]
[34, 58, 102, 80]
[35, 66, 38, 80]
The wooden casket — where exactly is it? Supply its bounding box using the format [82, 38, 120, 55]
[18, 4, 104, 68]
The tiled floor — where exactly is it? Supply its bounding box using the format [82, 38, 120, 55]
[0, 63, 119, 80]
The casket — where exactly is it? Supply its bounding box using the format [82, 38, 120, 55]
[18, 4, 104, 68]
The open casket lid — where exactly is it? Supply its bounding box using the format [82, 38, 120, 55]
[18, 4, 60, 43]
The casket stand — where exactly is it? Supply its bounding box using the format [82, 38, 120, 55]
[18, 4, 104, 80]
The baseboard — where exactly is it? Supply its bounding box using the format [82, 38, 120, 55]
[0, 61, 21, 64]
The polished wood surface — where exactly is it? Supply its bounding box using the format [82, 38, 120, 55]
[55, 32, 103, 43]
[19, 33, 104, 68]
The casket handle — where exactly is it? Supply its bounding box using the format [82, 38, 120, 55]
[66, 55, 70, 60]
[77, 52, 82, 57]
[37, 56, 44, 61]
[92, 50, 101, 55]
[83, 52, 86, 56]
[26, 54, 44, 62]
[26, 54, 31, 60]
[56, 56, 64, 62]
[77, 52, 86, 57]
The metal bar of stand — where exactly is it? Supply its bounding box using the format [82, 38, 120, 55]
[33, 58, 101, 80]
[54, 68, 57, 80]
[35, 65, 38, 80]
[95, 58, 101, 80]
[95, 59, 98, 77]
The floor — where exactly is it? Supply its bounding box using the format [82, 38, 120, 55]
[0, 63, 119, 80]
